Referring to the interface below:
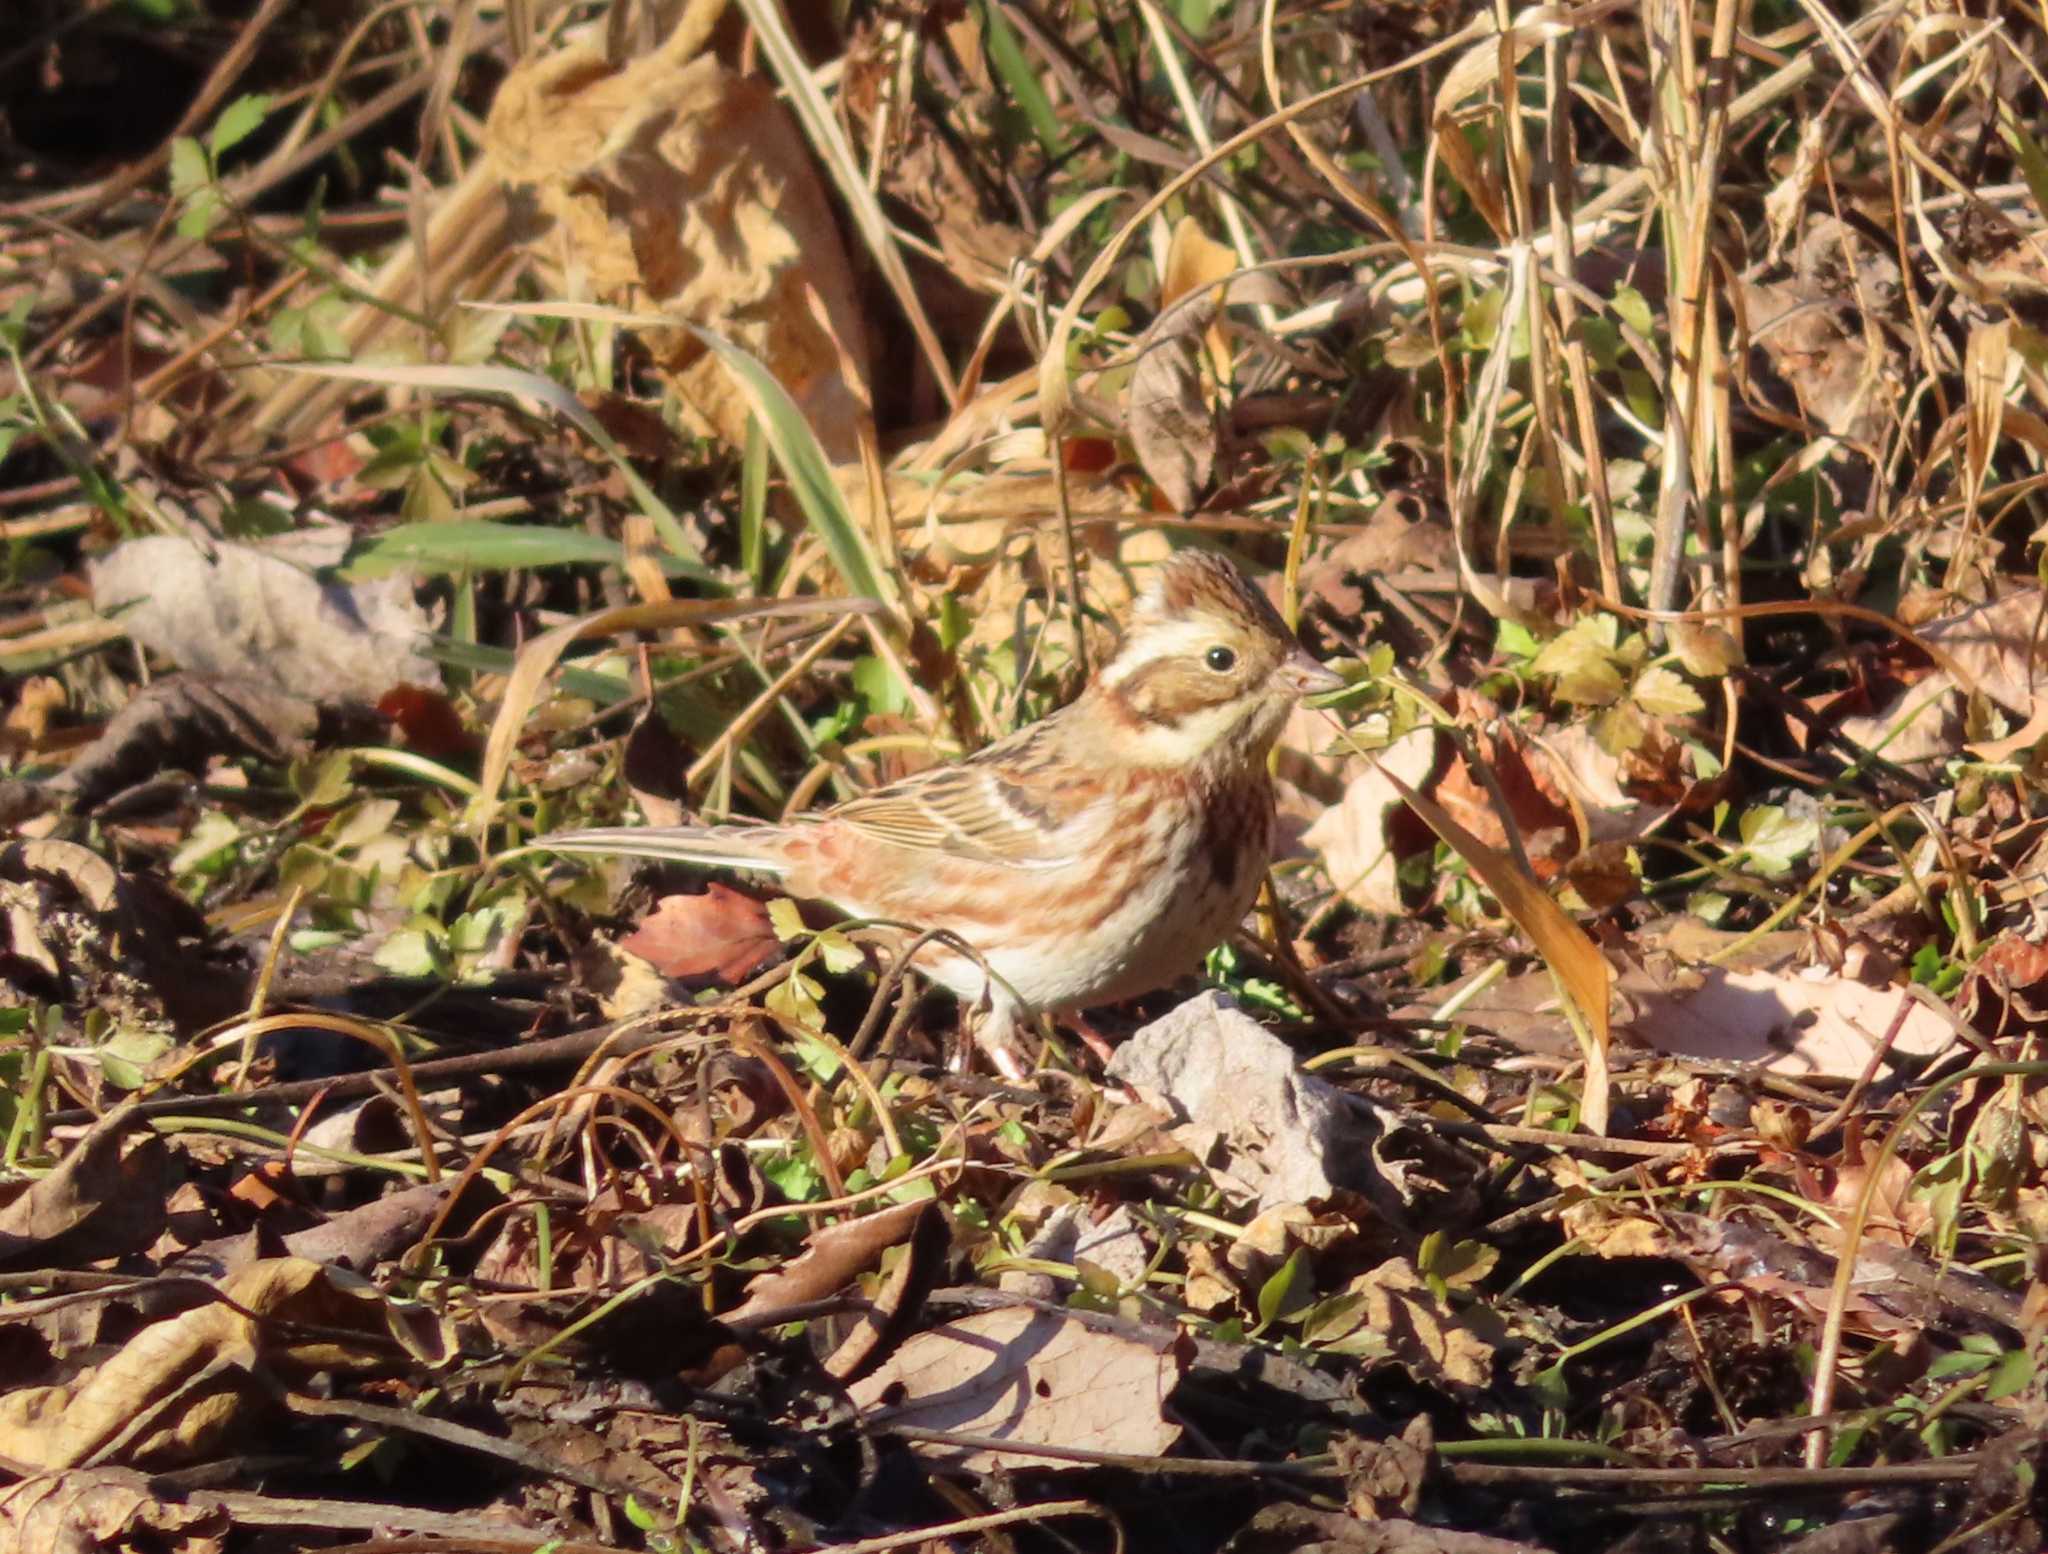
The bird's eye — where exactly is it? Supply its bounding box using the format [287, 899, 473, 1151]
[1205, 645, 1237, 672]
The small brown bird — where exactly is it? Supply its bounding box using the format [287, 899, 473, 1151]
[543, 550, 1341, 1075]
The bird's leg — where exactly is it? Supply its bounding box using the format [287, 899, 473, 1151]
[1058, 1009, 1120, 1067]
[958, 994, 1036, 1081]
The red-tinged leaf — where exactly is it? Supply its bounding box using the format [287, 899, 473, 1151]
[621, 884, 783, 982]
[378, 684, 480, 760]
[1062, 436, 1117, 473]
[283, 434, 367, 489]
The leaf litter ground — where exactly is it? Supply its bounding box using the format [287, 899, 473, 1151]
[2, 1, 2048, 1551]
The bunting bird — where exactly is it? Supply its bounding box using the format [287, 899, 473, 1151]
[542, 550, 1342, 1076]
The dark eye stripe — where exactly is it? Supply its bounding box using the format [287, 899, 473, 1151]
[1113, 657, 1242, 727]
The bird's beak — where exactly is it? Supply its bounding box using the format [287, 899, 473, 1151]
[1277, 649, 1345, 698]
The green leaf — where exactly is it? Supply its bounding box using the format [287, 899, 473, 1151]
[1528, 1362, 1571, 1412]
[1630, 664, 1705, 719]
[1256, 1248, 1309, 1328]
[1612, 284, 1654, 338]
[373, 926, 446, 978]
[1074, 1258, 1121, 1299]
[765, 970, 827, 1031]
[680, 323, 890, 607]
[1299, 1290, 1367, 1347]
[1738, 804, 1818, 878]
[1986, 1347, 2036, 1402]
[814, 929, 864, 976]
[171, 812, 243, 876]
[209, 93, 271, 159]
[1925, 1349, 1992, 1381]
[96, 1028, 174, 1091]
[168, 136, 209, 196]
[346, 521, 628, 577]
[2001, 105, 2048, 225]
[760, 1153, 823, 1201]
[767, 898, 808, 943]
[978, 0, 1066, 156]
[850, 654, 908, 715]
[176, 186, 222, 241]
[1460, 288, 1504, 351]
[1532, 620, 1624, 705]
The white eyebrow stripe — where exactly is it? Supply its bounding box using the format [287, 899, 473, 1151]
[1099, 619, 1222, 686]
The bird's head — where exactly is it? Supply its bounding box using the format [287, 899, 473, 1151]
[1093, 550, 1342, 772]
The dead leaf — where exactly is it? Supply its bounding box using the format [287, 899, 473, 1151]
[1435, 714, 1578, 879]
[846, 1307, 1183, 1469]
[0, 1467, 225, 1554]
[0, 1258, 433, 1469]
[820, 1201, 949, 1382]
[1182, 1241, 1239, 1313]
[1127, 295, 1218, 512]
[1348, 1258, 1496, 1392]
[0, 1105, 168, 1270]
[1624, 964, 1954, 1077]
[376, 683, 478, 760]
[17, 676, 319, 819]
[91, 527, 438, 706]
[1, 677, 65, 753]
[1302, 726, 1435, 914]
[619, 884, 783, 982]
[1921, 588, 2048, 718]
[1220, 1504, 1546, 1554]
[485, 34, 870, 460]
[1372, 761, 1613, 1135]
[1161, 215, 1237, 387]
[726, 1200, 930, 1325]
[1336, 1414, 1435, 1520]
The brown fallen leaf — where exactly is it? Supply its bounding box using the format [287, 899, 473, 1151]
[619, 884, 784, 983]
[484, 27, 870, 461]
[1127, 295, 1217, 512]
[1371, 760, 1613, 1135]
[0, 676, 65, 754]
[846, 1307, 1183, 1469]
[0, 1105, 168, 1271]
[1301, 726, 1435, 915]
[1221, 1503, 1545, 1554]
[821, 1201, 948, 1381]
[1622, 963, 1953, 1078]
[0, 1258, 441, 1470]
[726, 1199, 931, 1326]
[1161, 215, 1238, 389]
[1318, 1258, 1497, 1393]
[0, 1466, 226, 1554]
[1435, 712, 1578, 881]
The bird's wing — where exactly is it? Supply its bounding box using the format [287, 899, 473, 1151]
[826, 717, 1104, 869]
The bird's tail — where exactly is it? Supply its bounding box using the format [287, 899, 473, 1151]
[534, 825, 794, 876]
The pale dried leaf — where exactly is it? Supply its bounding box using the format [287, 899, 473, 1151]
[1350, 1258, 1495, 1391]
[846, 1308, 1182, 1469]
[91, 529, 437, 705]
[728, 1201, 930, 1324]
[1625, 964, 1955, 1077]
[485, 42, 869, 459]
[1302, 727, 1435, 914]
[1127, 303, 1217, 512]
